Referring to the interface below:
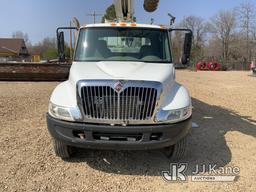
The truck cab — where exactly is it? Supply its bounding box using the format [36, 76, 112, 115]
[47, 22, 193, 160]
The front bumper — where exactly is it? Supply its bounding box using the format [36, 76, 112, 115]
[47, 114, 192, 150]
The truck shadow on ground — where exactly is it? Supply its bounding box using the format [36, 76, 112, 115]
[68, 98, 256, 176]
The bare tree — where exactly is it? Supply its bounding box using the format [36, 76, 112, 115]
[29, 37, 58, 59]
[12, 31, 29, 44]
[40, 37, 57, 49]
[236, 1, 256, 61]
[208, 10, 236, 61]
[180, 16, 207, 48]
[179, 16, 208, 61]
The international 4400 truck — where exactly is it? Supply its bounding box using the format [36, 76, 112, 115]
[47, 0, 193, 160]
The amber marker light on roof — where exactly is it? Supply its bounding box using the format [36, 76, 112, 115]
[159, 25, 166, 29]
[119, 23, 127, 26]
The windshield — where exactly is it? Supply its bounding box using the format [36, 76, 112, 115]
[74, 27, 172, 63]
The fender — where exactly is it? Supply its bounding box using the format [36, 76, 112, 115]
[50, 81, 77, 108]
[161, 82, 191, 111]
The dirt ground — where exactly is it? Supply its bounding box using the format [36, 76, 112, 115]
[0, 71, 255, 192]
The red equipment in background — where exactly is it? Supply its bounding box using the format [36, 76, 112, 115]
[196, 61, 207, 70]
[207, 61, 221, 71]
[196, 60, 221, 71]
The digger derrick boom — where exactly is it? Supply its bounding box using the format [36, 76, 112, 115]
[114, 0, 160, 21]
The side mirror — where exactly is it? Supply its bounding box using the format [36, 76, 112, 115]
[181, 32, 193, 65]
[169, 28, 193, 65]
[57, 31, 65, 62]
[56, 27, 78, 62]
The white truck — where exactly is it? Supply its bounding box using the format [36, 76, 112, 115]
[47, 1, 193, 160]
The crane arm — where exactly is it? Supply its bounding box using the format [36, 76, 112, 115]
[114, 0, 160, 21]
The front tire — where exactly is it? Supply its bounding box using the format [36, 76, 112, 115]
[53, 139, 71, 159]
[163, 136, 188, 161]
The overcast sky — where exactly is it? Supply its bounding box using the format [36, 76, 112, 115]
[0, 0, 254, 44]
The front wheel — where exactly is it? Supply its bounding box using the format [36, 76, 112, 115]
[163, 136, 188, 161]
[53, 139, 71, 159]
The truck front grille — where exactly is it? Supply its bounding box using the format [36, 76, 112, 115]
[80, 86, 158, 121]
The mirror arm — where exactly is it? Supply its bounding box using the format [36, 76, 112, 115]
[168, 28, 193, 34]
[56, 27, 78, 37]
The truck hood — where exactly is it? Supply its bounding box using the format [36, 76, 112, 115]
[69, 61, 175, 85]
[52, 61, 191, 112]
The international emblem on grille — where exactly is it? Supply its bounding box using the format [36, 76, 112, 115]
[114, 81, 124, 93]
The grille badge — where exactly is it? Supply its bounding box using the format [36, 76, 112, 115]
[114, 81, 124, 93]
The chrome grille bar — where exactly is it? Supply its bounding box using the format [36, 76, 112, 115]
[78, 80, 162, 124]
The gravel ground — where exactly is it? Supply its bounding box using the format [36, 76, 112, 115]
[0, 71, 255, 192]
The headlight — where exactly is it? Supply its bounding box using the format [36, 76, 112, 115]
[157, 106, 192, 123]
[48, 102, 82, 122]
[166, 110, 182, 121]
